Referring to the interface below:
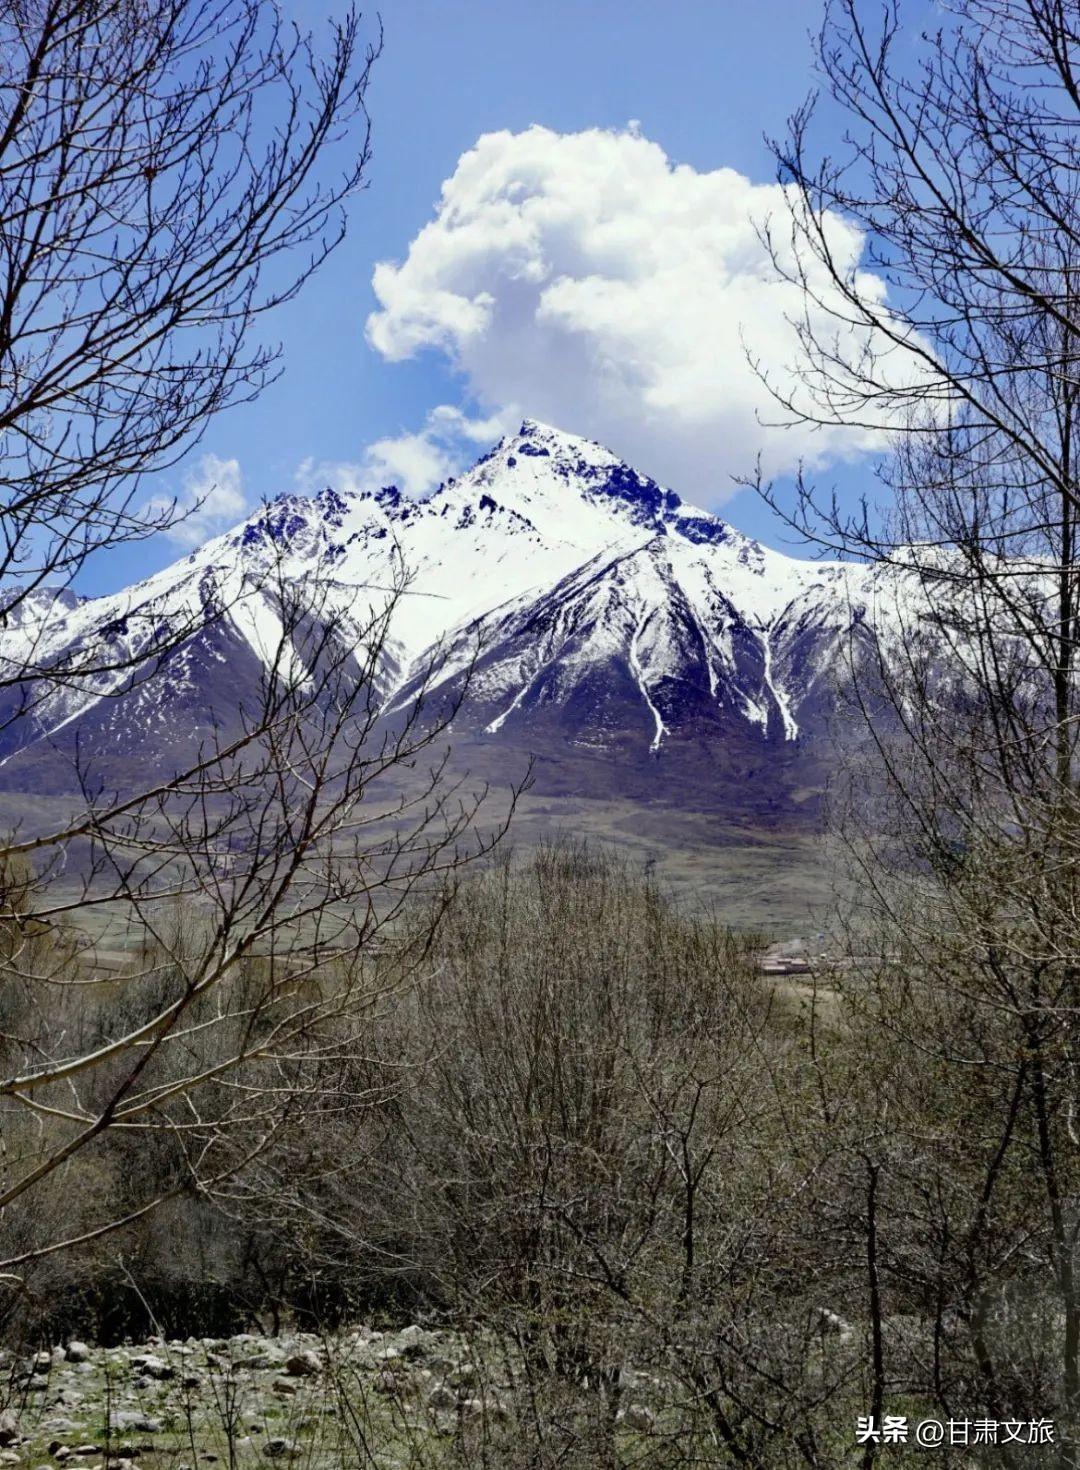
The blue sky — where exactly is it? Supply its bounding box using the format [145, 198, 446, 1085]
[91, 0, 895, 594]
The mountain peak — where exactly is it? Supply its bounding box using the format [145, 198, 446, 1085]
[510, 414, 611, 451]
[0, 411, 879, 795]
[491, 420, 686, 530]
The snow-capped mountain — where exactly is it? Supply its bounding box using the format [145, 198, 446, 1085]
[0, 420, 905, 805]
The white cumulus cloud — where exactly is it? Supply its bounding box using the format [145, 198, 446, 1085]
[366, 125, 914, 502]
[359, 428, 459, 501]
[148, 453, 248, 546]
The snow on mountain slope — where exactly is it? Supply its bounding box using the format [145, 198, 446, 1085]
[0, 418, 893, 786]
[218, 417, 833, 664]
[413, 537, 785, 752]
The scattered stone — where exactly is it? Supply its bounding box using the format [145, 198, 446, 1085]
[108, 1415, 160, 1435]
[620, 1399, 655, 1434]
[619, 1403, 655, 1434]
[263, 1439, 298, 1459]
[237, 1353, 277, 1371]
[130, 1356, 172, 1381]
[0, 1325, 527, 1460]
[396, 1325, 425, 1358]
[372, 1369, 402, 1396]
[814, 1307, 855, 1345]
[283, 1351, 320, 1378]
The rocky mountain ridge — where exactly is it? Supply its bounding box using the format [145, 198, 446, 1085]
[0, 420, 911, 808]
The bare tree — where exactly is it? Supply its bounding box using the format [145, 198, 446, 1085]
[248, 845, 883, 1470]
[0, 1, 516, 1295]
[0, 555, 511, 1293]
[750, 2, 1080, 1460]
[0, 0, 377, 713]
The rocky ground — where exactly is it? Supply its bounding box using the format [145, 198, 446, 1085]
[0, 1315, 938, 1469]
[0, 1323, 578, 1470]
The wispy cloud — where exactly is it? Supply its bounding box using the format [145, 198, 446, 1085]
[146, 453, 248, 547]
